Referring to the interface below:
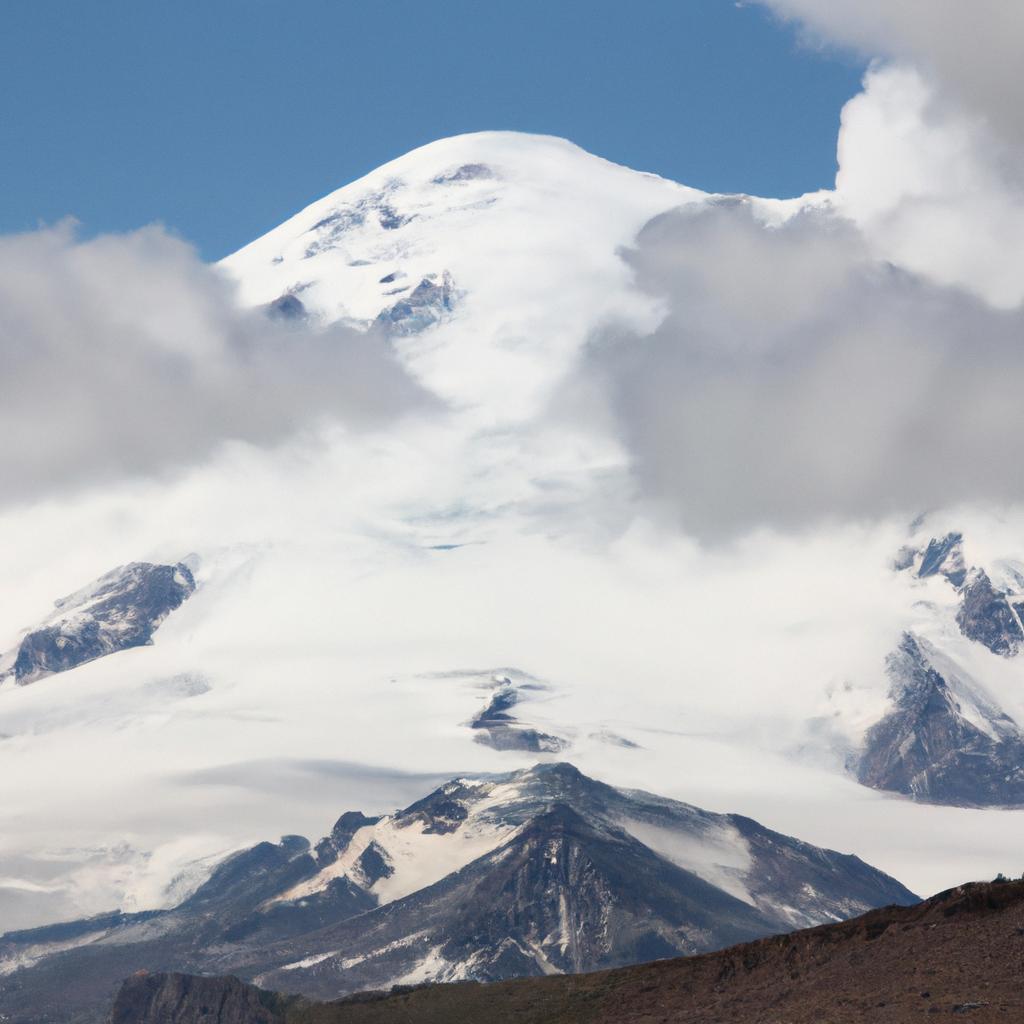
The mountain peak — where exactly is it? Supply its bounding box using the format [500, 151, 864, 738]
[218, 133, 703, 417]
[0, 763, 915, 1021]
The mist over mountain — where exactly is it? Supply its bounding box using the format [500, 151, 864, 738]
[2, 5, 1024, 1019]
[1, 124, 1023, 942]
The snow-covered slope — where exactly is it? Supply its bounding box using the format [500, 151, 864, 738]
[221, 132, 705, 420]
[845, 527, 1024, 806]
[1, 132, 1023, 942]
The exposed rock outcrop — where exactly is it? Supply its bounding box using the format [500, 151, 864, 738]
[4, 562, 196, 685]
[956, 568, 1024, 656]
[858, 633, 1024, 806]
[0, 764, 915, 1023]
[374, 272, 457, 335]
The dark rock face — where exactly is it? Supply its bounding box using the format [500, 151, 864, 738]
[316, 811, 382, 867]
[356, 843, 394, 886]
[0, 831, 348, 1023]
[894, 532, 1023, 656]
[181, 836, 317, 913]
[265, 804, 781, 1000]
[916, 531, 967, 587]
[398, 789, 470, 835]
[376, 204, 409, 231]
[471, 682, 567, 753]
[266, 293, 307, 320]
[875, 533, 1024, 806]
[220, 876, 375, 945]
[115, 880, 1024, 1024]
[858, 634, 1024, 806]
[6, 562, 196, 685]
[955, 569, 1024, 656]
[109, 972, 295, 1024]
[375, 272, 457, 336]
[0, 764, 915, 1024]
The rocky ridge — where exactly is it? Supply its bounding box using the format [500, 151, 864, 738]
[0, 763, 915, 1023]
[857, 532, 1024, 806]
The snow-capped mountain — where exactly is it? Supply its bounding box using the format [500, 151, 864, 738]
[0, 763, 915, 1024]
[219, 132, 721, 423]
[1, 132, 1023, 945]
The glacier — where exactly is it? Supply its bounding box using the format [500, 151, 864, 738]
[0, 132, 1022, 937]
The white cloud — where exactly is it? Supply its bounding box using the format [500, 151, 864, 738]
[574, 198, 1024, 538]
[0, 223, 431, 506]
[5, 9, 1024, 934]
[830, 64, 1024, 308]
[565, 5, 1024, 536]
[756, 2, 1024, 307]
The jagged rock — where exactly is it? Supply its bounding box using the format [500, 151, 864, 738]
[893, 531, 967, 586]
[355, 842, 394, 885]
[955, 569, 1024, 656]
[109, 972, 296, 1024]
[181, 835, 316, 913]
[471, 683, 567, 753]
[376, 203, 409, 231]
[375, 272, 457, 335]
[0, 763, 916, 1024]
[917, 532, 967, 587]
[858, 633, 1024, 806]
[300, 184, 415, 260]
[5, 562, 196, 685]
[892, 532, 1024, 657]
[315, 811, 382, 866]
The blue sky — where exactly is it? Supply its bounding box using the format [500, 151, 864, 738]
[1, 0, 864, 259]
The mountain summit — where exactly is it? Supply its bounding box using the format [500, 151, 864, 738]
[219, 132, 711, 419]
[0, 763, 914, 1023]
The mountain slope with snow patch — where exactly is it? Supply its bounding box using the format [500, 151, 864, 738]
[0, 764, 915, 1023]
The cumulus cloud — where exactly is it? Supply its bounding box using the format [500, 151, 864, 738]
[582, 200, 1024, 538]
[828, 65, 1024, 309]
[756, 3, 1024, 308]
[569, 4, 1024, 538]
[0, 224, 431, 505]
[757, 0, 1024, 149]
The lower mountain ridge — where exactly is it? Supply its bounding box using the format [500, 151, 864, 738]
[109, 878, 1024, 1024]
[0, 763, 914, 1023]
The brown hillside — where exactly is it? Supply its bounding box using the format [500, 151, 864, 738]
[113, 880, 1024, 1024]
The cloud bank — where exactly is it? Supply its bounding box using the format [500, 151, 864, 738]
[583, 200, 1024, 538]
[574, 4, 1024, 538]
[0, 225, 429, 505]
[758, 0, 1024, 149]
[759, 2, 1024, 309]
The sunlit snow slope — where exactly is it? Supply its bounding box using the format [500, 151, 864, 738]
[221, 132, 704, 418]
[1, 132, 1022, 936]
